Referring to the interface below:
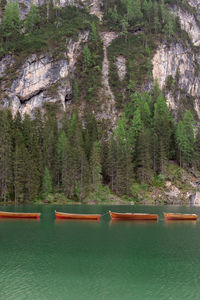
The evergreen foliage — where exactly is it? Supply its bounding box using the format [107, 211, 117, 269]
[24, 4, 41, 33]
[0, 87, 199, 203]
[0, 4, 97, 57]
[43, 167, 52, 196]
[1, 0, 21, 45]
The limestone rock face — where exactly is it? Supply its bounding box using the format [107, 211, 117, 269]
[13, 0, 103, 20]
[115, 56, 126, 81]
[188, 0, 200, 16]
[152, 3, 200, 117]
[173, 6, 200, 46]
[0, 55, 15, 78]
[99, 32, 119, 125]
[0, 31, 89, 116]
[152, 42, 200, 116]
[1, 0, 200, 125]
[191, 191, 200, 206]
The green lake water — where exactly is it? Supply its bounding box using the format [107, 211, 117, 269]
[1, 205, 200, 300]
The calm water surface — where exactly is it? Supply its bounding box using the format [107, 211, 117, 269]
[0, 205, 200, 300]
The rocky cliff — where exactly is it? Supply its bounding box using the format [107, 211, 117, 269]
[152, 2, 200, 120]
[0, 0, 200, 123]
[1, 31, 89, 115]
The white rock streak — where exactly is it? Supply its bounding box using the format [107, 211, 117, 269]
[99, 32, 119, 125]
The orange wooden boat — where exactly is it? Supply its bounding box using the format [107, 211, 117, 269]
[164, 212, 198, 221]
[0, 211, 40, 219]
[109, 211, 158, 221]
[55, 211, 101, 220]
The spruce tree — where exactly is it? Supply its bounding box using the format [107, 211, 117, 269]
[108, 136, 117, 192]
[194, 129, 200, 168]
[137, 128, 153, 183]
[90, 141, 102, 192]
[62, 137, 76, 198]
[153, 95, 172, 174]
[176, 110, 194, 167]
[1, 0, 21, 43]
[176, 120, 187, 168]
[56, 130, 67, 187]
[13, 130, 26, 203]
[0, 110, 13, 201]
[24, 4, 40, 33]
[43, 167, 52, 196]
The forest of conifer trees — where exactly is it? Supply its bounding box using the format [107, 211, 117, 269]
[0, 84, 198, 203]
[0, 0, 199, 203]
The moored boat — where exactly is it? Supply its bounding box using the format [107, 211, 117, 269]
[55, 211, 101, 220]
[109, 211, 158, 221]
[0, 211, 41, 219]
[164, 212, 198, 221]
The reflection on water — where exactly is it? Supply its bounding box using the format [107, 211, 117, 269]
[55, 218, 100, 224]
[164, 220, 197, 226]
[109, 219, 158, 226]
[0, 218, 40, 223]
[1, 204, 200, 300]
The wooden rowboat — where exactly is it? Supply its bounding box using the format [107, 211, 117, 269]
[164, 212, 198, 221]
[0, 211, 40, 219]
[55, 211, 101, 220]
[109, 211, 158, 221]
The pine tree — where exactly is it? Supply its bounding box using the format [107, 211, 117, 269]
[21, 115, 42, 201]
[1, 0, 21, 43]
[176, 120, 187, 168]
[153, 95, 172, 174]
[13, 130, 26, 203]
[110, 5, 119, 24]
[126, 0, 134, 22]
[194, 129, 200, 168]
[130, 107, 143, 141]
[108, 115, 133, 195]
[24, 4, 40, 33]
[120, 17, 129, 41]
[83, 111, 98, 159]
[90, 141, 102, 192]
[163, 14, 175, 38]
[62, 117, 90, 201]
[43, 167, 52, 196]
[176, 110, 194, 167]
[56, 130, 67, 187]
[160, 0, 167, 23]
[137, 128, 153, 183]
[42, 107, 58, 185]
[153, 2, 161, 34]
[0, 110, 13, 201]
[83, 45, 92, 69]
[108, 136, 117, 192]
[142, 0, 149, 20]
[73, 123, 90, 201]
[124, 0, 143, 23]
[90, 21, 98, 45]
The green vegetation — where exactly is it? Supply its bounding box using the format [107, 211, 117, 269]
[103, 0, 182, 40]
[108, 33, 155, 108]
[0, 85, 198, 203]
[0, 2, 98, 57]
[74, 21, 103, 104]
[0, 0, 199, 204]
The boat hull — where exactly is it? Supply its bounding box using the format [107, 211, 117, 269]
[0, 211, 40, 219]
[55, 211, 101, 220]
[164, 213, 198, 221]
[109, 211, 158, 221]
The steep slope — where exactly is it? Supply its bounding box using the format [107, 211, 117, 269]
[0, 0, 200, 123]
[0, 0, 200, 204]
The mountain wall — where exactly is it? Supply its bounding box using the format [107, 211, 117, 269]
[0, 0, 200, 122]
